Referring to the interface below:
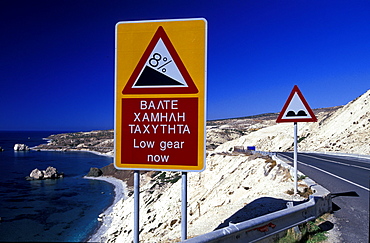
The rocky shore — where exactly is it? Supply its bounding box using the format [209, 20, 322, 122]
[14, 144, 30, 151]
[33, 130, 114, 155]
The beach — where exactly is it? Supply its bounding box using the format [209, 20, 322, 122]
[85, 176, 128, 242]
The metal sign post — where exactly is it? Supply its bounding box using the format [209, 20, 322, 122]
[134, 170, 140, 243]
[276, 85, 317, 195]
[293, 122, 298, 194]
[181, 172, 188, 240]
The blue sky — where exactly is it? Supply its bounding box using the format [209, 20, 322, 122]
[1, 0, 369, 131]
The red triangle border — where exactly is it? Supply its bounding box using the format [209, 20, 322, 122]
[122, 26, 198, 94]
[276, 85, 317, 123]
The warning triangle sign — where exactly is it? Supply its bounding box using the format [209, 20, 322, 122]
[276, 85, 317, 123]
[122, 26, 198, 94]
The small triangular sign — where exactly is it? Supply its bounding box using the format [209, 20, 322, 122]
[122, 26, 198, 94]
[276, 85, 317, 123]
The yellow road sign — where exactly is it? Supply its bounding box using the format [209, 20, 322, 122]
[115, 18, 207, 171]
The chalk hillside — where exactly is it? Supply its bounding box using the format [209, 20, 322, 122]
[214, 89, 370, 155]
[97, 90, 369, 242]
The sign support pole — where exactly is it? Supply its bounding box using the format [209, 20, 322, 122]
[134, 170, 140, 243]
[293, 122, 298, 195]
[181, 172, 188, 241]
[275, 86, 317, 194]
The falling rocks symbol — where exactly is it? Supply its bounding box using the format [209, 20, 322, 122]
[135, 66, 184, 86]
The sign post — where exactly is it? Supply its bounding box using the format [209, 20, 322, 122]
[115, 18, 207, 242]
[133, 170, 140, 243]
[276, 85, 317, 194]
[293, 122, 298, 194]
[181, 172, 188, 240]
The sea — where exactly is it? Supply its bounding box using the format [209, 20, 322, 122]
[0, 131, 114, 242]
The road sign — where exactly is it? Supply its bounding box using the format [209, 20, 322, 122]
[276, 85, 317, 195]
[276, 85, 317, 123]
[115, 19, 207, 172]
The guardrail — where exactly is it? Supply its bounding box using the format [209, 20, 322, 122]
[182, 156, 332, 243]
[253, 150, 277, 157]
[232, 146, 276, 157]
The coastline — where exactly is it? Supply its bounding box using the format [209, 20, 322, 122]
[32, 146, 121, 242]
[31, 147, 114, 158]
[31, 142, 120, 241]
[30, 134, 129, 242]
[84, 176, 128, 243]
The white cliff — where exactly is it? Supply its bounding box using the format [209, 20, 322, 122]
[216, 89, 370, 155]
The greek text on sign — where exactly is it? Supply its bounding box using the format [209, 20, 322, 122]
[121, 98, 198, 165]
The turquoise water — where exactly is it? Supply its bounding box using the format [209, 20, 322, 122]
[0, 131, 114, 242]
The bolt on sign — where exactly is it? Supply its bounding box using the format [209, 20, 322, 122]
[114, 19, 207, 172]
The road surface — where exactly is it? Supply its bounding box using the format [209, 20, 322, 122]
[277, 152, 369, 243]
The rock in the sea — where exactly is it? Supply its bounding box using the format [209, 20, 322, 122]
[29, 168, 44, 180]
[14, 144, 30, 151]
[0, 147, 4, 152]
[43, 166, 58, 179]
[86, 167, 103, 177]
[27, 166, 63, 180]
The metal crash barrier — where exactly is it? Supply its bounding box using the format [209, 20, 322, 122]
[182, 177, 332, 243]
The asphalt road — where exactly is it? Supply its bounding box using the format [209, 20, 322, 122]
[277, 152, 369, 243]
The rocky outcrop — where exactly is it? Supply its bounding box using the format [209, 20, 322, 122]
[29, 168, 44, 179]
[85, 164, 134, 188]
[99, 164, 135, 187]
[86, 167, 103, 177]
[32, 130, 114, 155]
[43, 166, 61, 179]
[26, 166, 63, 180]
[14, 144, 30, 151]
